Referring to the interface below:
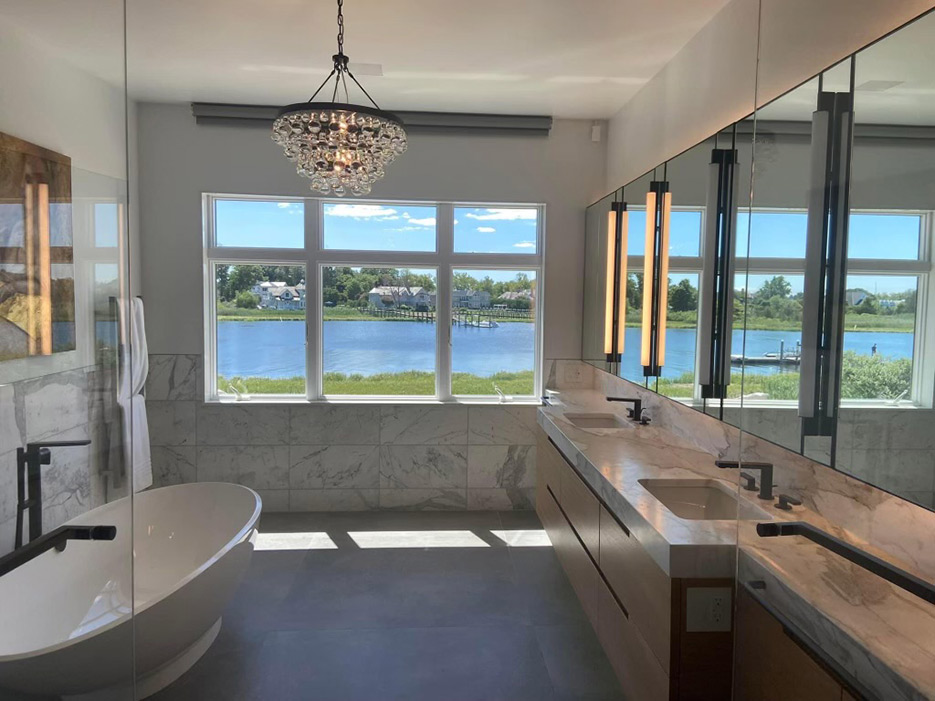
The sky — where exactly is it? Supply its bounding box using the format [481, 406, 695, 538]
[213, 199, 919, 295]
[214, 200, 539, 254]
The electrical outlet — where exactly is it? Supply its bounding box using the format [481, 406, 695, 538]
[685, 587, 732, 632]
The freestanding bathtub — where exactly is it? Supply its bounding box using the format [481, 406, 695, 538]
[0, 482, 261, 700]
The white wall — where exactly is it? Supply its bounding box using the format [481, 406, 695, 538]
[605, 0, 935, 192]
[137, 102, 607, 360]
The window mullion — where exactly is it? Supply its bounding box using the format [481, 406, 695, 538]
[307, 198, 322, 400]
[436, 203, 454, 401]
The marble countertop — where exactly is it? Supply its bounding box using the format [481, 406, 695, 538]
[537, 389, 754, 578]
[538, 388, 935, 701]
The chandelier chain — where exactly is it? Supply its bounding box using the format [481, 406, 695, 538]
[336, 0, 345, 57]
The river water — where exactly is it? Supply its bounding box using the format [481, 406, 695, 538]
[216, 319, 913, 380]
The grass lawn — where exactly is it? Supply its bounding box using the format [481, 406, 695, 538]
[219, 370, 535, 397]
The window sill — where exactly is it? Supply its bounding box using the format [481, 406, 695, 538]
[207, 395, 543, 406]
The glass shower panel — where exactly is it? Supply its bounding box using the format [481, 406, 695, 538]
[0, 1, 135, 699]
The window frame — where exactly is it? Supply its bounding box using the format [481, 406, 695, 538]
[203, 195, 545, 403]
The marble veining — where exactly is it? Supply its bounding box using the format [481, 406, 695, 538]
[467, 445, 535, 488]
[379, 405, 468, 445]
[146, 354, 200, 401]
[151, 446, 197, 486]
[378, 488, 467, 511]
[290, 445, 380, 489]
[467, 406, 537, 445]
[196, 404, 290, 446]
[290, 405, 381, 445]
[196, 445, 290, 489]
[380, 446, 468, 489]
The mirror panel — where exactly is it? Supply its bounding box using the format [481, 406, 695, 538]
[582, 9, 935, 510]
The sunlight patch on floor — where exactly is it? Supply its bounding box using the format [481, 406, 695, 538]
[489, 529, 552, 547]
[255, 532, 338, 551]
[348, 530, 490, 549]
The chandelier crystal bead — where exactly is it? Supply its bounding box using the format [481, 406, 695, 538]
[272, 0, 407, 196]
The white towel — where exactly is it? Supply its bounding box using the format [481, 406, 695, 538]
[118, 297, 152, 492]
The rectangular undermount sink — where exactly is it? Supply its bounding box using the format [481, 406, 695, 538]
[563, 412, 629, 429]
[638, 479, 772, 521]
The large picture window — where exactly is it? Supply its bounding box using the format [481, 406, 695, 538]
[204, 197, 543, 402]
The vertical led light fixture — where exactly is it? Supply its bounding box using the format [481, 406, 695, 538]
[641, 180, 671, 376]
[603, 200, 628, 361]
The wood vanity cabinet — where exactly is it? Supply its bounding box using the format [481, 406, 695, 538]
[735, 586, 854, 701]
[536, 428, 734, 701]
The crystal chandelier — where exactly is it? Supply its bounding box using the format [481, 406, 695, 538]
[271, 0, 407, 197]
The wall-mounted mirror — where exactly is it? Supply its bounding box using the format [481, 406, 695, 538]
[582, 9, 935, 510]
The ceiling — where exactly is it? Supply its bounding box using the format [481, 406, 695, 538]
[756, 11, 935, 125]
[0, 0, 733, 119]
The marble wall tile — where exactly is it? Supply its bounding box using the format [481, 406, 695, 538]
[17, 368, 90, 443]
[0, 383, 22, 452]
[289, 445, 380, 489]
[196, 445, 290, 490]
[844, 450, 935, 495]
[148, 401, 196, 446]
[0, 516, 15, 557]
[379, 405, 468, 445]
[0, 451, 17, 525]
[255, 489, 290, 513]
[467, 445, 536, 488]
[40, 425, 92, 533]
[289, 488, 380, 512]
[544, 359, 596, 390]
[152, 446, 197, 487]
[379, 445, 468, 489]
[289, 405, 380, 445]
[378, 488, 467, 511]
[467, 488, 535, 510]
[196, 404, 289, 445]
[146, 354, 200, 401]
[468, 406, 537, 445]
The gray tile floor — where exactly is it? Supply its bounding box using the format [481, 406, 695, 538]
[152, 510, 624, 701]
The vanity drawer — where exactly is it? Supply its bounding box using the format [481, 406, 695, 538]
[599, 506, 672, 674]
[538, 485, 600, 621]
[596, 572, 669, 701]
[558, 454, 601, 559]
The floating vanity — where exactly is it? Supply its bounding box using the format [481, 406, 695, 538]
[537, 388, 935, 701]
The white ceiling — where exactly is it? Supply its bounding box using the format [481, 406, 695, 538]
[0, 0, 733, 119]
[756, 12, 935, 125]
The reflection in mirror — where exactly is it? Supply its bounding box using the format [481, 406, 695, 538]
[832, 12, 935, 509]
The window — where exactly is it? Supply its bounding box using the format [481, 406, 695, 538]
[213, 264, 307, 397]
[735, 209, 928, 404]
[322, 266, 437, 396]
[214, 199, 304, 248]
[323, 203, 436, 251]
[451, 269, 536, 396]
[454, 207, 538, 254]
[204, 197, 543, 401]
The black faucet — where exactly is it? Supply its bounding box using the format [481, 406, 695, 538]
[16, 440, 92, 548]
[0, 525, 116, 578]
[606, 397, 643, 421]
[715, 460, 774, 501]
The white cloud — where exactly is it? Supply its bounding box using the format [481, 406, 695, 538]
[453, 219, 459, 225]
[326, 204, 398, 219]
[408, 217, 436, 227]
[276, 202, 292, 209]
[477, 226, 496, 233]
[513, 241, 536, 249]
[465, 208, 537, 221]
